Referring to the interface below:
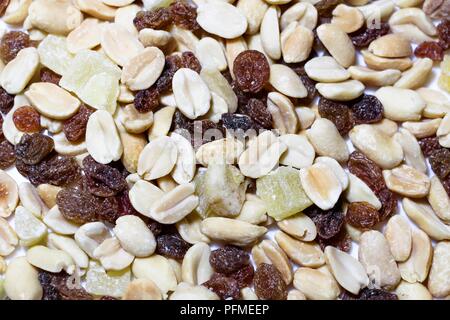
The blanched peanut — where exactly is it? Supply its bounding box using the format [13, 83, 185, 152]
[181, 242, 213, 285]
[383, 165, 431, 198]
[385, 215, 412, 262]
[4, 257, 42, 300]
[275, 231, 324, 267]
[316, 24, 355, 68]
[293, 266, 340, 300]
[113, 215, 156, 257]
[398, 229, 432, 283]
[252, 239, 293, 284]
[428, 241, 450, 298]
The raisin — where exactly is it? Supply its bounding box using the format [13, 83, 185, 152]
[0, 87, 14, 114]
[377, 187, 397, 221]
[116, 189, 140, 217]
[156, 54, 183, 93]
[253, 263, 287, 300]
[344, 287, 398, 300]
[147, 218, 164, 237]
[318, 97, 354, 135]
[442, 176, 450, 196]
[299, 73, 317, 102]
[83, 156, 127, 197]
[134, 86, 160, 113]
[0, 140, 15, 169]
[229, 264, 254, 289]
[156, 233, 191, 260]
[429, 148, 450, 179]
[133, 9, 172, 31]
[346, 202, 380, 229]
[202, 273, 240, 300]
[221, 113, 257, 132]
[12, 106, 41, 133]
[315, 0, 343, 17]
[95, 196, 120, 224]
[100, 296, 118, 300]
[169, 1, 199, 31]
[39, 271, 61, 300]
[192, 119, 224, 148]
[40, 67, 62, 85]
[15, 133, 54, 165]
[63, 104, 94, 142]
[350, 23, 390, 48]
[171, 109, 193, 132]
[0, 115, 3, 140]
[348, 151, 385, 193]
[233, 50, 270, 93]
[437, 19, 450, 49]
[57, 185, 103, 224]
[210, 246, 249, 275]
[318, 228, 352, 252]
[305, 205, 345, 239]
[414, 41, 444, 61]
[238, 98, 273, 129]
[0, 0, 9, 16]
[181, 51, 201, 73]
[39, 271, 93, 301]
[0, 31, 31, 63]
[350, 94, 383, 125]
[418, 136, 443, 157]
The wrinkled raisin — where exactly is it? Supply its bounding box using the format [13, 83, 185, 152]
[315, 0, 343, 17]
[95, 196, 120, 224]
[341, 287, 398, 300]
[202, 273, 240, 300]
[350, 94, 383, 125]
[318, 97, 354, 135]
[156, 233, 191, 259]
[232, 81, 268, 110]
[192, 119, 224, 148]
[133, 9, 172, 31]
[0, 0, 9, 16]
[221, 113, 257, 132]
[346, 202, 380, 229]
[418, 136, 442, 157]
[169, 1, 199, 31]
[299, 73, 317, 102]
[442, 176, 450, 196]
[305, 205, 345, 239]
[63, 104, 94, 142]
[238, 98, 273, 129]
[116, 189, 140, 217]
[171, 109, 192, 132]
[210, 246, 249, 274]
[181, 51, 201, 73]
[429, 148, 450, 179]
[147, 218, 164, 237]
[40, 67, 62, 85]
[0, 31, 31, 63]
[253, 263, 287, 300]
[437, 19, 450, 49]
[229, 264, 254, 289]
[414, 41, 444, 61]
[156, 54, 183, 93]
[378, 187, 397, 221]
[134, 86, 160, 113]
[57, 185, 103, 224]
[350, 23, 390, 48]
[83, 156, 127, 197]
[13, 106, 41, 133]
[15, 133, 54, 165]
[0, 87, 14, 114]
[318, 228, 352, 252]
[39, 271, 93, 301]
[100, 296, 118, 300]
[39, 271, 60, 300]
[348, 151, 385, 193]
[0, 115, 3, 140]
[233, 50, 270, 93]
[0, 140, 15, 169]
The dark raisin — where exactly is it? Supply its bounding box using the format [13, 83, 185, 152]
[350, 94, 383, 125]
[181, 51, 201, 73]
[442, 176, 450, 196]
[133, 9, 172, 31]
[315, 0, 343, 17]
[350, 23, 390, 48]
[253, 263, 287, 300]
[95, 195, 120, 224]
[15, 133, 54, 165]
[0, 87, 14, 114]
[156, 54, 183, 93]
[348, 151, 385, 193]
[437, 19, 450, 49]
[12, 106, 41, 133]
[346, 202, 380, 229]
[116, 189, 140, 217]
[414, 41, 444, 61]
[233, 50, 270, 93]
[169, 1, 199, 31]
[134, 86, 160, 113]
[359, 288, 398, 300]
[221, 113, 257, 132]
[192, 119, 224, 148]
[202, 273, 240, 300]
[82, 156, 127, 197]
[377, 187, 397, 221]
[318, 228, 352, 252]
[39, 271, 93, 301]
[100, 296, 118, 300]
[63, 104, 94, 142]
[57, 185, 103, 224]
[0, 115, 3, 140]
[171, 109, 193, 132]
[318, 97, 354, 135]
[39, 271, 61, 300]
[147, 218, 164, 237]
[156, 233, 191, 260]
[0, 31, 31, 63]
[0, 0, 9, 16]
[305, 205, 345, 239]
[418, 136, 443, 157]
[40, 67, 62, 85]
[299, 73, 317, 102]
[238, 98, 272, 129]
[429, 148, 450, 179]
[0, 140, 15, 169]
[229, 264, 254, 289]
[210, 246, 249, 274]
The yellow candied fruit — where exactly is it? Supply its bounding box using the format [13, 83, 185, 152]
[37, 35, 74, 76]
[85, 261, 131, 298]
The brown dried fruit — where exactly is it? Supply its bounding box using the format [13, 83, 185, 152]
[134, 86, 160, 113]
[350, 23, 390, 48]
[202, 273, 240, 300]
[315, 0, 343, 18]
[238, 98, 273, 129]
[95, 196, 120, 225]
[192, 119, 224, 148]
[233, 50, 270, 94]
[341, 287, 398, 300]
[437, 19, 450, 49]
[57, 185, 102, 224]
[147, 218, 164, 237]
[156, 54, 183, 93]
[0, 87, 14, 114]
[377, 187, 397, 221]
[317, 228, 352, 252]
[229, 263, 254, 289]
[348, 151, 385, 193]
[169, 1, 200, 31]
[15, 133, 54, 165]
[133, 9, 172, 31]
[429, 148, 450, 179]
[181, 51, 201, 73]
[171, 109, 192, 132]
[221, 113, 257, 132]
[254, 263, 287, 300]
[39, 271, 93, 301]
[0, 0, 9, 16]
[40, 67, 62, 85]
[350, 94, 383, 125]
[210, 246, 249, 275]
[318, 97, 354, 136]
[0, 31, 31, 64]
[0, 115, 3, 140]
[304, 204, 345, 239]
[418, 136, 442, 157]
[346, 202, 380, 229]
[63, 104, 94, 142]
[83, 156, 127, 197]
[0, 140, 15, 169]
[156, 233, 191, 260]
[414, 41, 444, 61]
[13, 106, 41, 133]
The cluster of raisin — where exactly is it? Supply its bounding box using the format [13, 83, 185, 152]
[415, 19, 450, 61]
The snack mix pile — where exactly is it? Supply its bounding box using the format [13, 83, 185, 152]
[0, 0, 449, 301]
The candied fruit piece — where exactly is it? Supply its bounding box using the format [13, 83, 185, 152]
[254, 263, 287, 300]
[77, 72, 119, 114]
[210, 246, 249, 274]
[12, 106, 41, 133]
[14, 206, 47, 246]
[37, 35, 74, 76]
[85, 261, 131, 298]
[0, 31, 31, 63]
[256, 166, 313, 221]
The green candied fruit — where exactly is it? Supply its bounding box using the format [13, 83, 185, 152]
[256, 166, 312, 221]
[85, 261, 131, 298]
[194, 165, 248, 218]
[37, 35, 74, 76]
[14, 206, 47, 247]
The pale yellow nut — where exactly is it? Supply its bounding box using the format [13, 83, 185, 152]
[260, 6, 281, 60]
[428, 241, 450, 298]
[316, 23, 355, 67]
[0, 170, 19, 218]
[305, 56, 350, 83]
[361, 50, 413, 71]
[293, 266, 340, 300]
[181, 242, 213, 285]
[267, 92, 298, 134]
[138, 136, 178, 181]
[275, 231, 324, 267]
[4, 257, 42, 300]
[383, 165, 431, 198]
[369, 34, 412, 58]
[1, 47, 39, 95]
[385, 215, 412, 262]
[331, 4, 364, 33]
